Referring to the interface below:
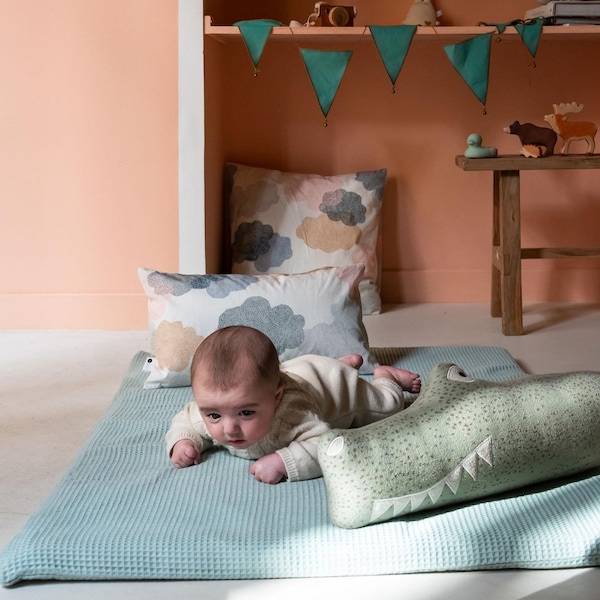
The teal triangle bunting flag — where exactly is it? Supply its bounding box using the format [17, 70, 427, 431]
[444, 33, 492, 107]
[369, 25, 417, 92]
[515, 19, 543, 58]
[234, 19, 282, 73]
[299, 48, 353, 124]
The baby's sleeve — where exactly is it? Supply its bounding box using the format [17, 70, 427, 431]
[276, 420, 330, 481]
[165, 401, 212, 457]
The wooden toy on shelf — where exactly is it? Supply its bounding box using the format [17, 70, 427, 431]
[403, 0, 440, 26]
[464, 133, 497, 158]
[503, 120, 557, 158]
[544, 102, 597, 155]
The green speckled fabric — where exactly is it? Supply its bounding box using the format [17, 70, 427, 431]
[319, 363, 600, 528]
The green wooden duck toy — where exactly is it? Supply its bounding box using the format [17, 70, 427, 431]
[464, 133, 497, 158]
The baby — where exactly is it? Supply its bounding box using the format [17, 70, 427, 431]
[166, 326, 421, 484]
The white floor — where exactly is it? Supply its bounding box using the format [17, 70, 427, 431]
[1, 303, 599, 599]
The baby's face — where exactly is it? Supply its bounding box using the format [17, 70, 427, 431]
[193, 374, 283, 450]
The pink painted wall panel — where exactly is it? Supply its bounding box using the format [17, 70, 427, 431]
[0, 0, 178, 328]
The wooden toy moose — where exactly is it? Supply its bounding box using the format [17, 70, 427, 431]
[544, 102, 597, 155]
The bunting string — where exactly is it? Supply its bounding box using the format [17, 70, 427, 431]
[231, 19, 545, 122]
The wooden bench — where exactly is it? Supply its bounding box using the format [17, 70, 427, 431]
[456, 154, 600, 335]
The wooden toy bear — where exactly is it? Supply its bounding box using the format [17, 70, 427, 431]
[503, 121, 557, 157]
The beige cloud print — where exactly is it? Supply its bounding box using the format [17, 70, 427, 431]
[151, 320, 204, 372]
[296, 214, 361, 253]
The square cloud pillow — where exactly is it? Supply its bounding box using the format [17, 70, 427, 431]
[138, 265, 378, 389]
[226, 163, 387, 315]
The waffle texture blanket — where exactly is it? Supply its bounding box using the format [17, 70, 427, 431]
[2, 347, 600, 586]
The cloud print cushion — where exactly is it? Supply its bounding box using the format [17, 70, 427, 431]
[138, 265, 377, 389]
[226, 163, 387, 314]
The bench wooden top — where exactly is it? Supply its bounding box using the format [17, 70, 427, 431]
[456, 154, 600, 172]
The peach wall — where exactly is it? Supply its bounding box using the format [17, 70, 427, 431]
[0, 0, 178, 329]
[2, 1, 599, 330]
[204, 0, 600, 304]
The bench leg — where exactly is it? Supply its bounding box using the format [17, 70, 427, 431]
[498, 170, 523, 335]
[491, 171, 501, 318]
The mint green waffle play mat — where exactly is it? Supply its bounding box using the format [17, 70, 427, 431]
[2, 347, 599, 586]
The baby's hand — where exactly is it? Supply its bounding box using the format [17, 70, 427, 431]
[250, 453, 286, 484]
[170, 439, 201, 469]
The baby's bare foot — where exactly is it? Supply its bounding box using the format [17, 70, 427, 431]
[374, 365, 421, 394]
[338, 354, 364, 370]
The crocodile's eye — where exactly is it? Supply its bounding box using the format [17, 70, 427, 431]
[447, 365, 475, 383]
[326, 436, 345, 457]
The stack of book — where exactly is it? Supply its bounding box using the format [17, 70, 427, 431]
[525, 1, 600, 25]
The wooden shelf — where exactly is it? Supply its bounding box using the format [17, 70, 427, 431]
[205, 16, 600, 44]
[456, 154, 600, 172]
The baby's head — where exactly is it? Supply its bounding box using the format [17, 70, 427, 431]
[190, 326, 283, 449]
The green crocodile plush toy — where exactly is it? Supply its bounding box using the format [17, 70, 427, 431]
[318, 363, 600, 529]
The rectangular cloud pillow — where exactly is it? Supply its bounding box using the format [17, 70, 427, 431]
[138, 265, 377, 389]
[226, 163, 387, 315]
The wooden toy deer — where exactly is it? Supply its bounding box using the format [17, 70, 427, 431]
[544, 102, 597, 154]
